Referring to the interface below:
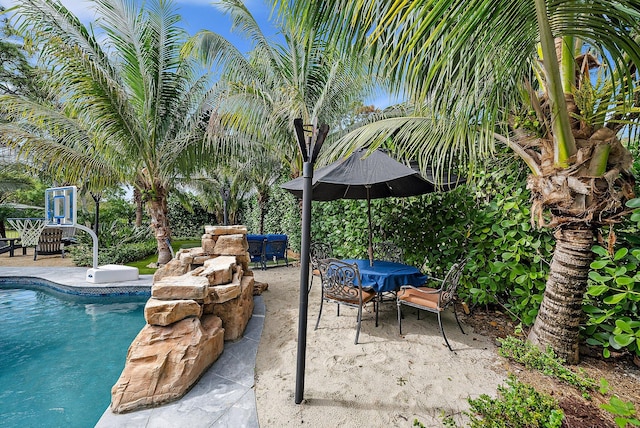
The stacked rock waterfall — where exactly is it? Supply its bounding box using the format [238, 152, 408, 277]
[110, 226, 257, 413]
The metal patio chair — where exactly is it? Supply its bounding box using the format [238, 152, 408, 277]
[373, 241, 404, 263]
[309, 241, 333, 291]
[315, 258, 378, 344]
[397, 258, 467, 351]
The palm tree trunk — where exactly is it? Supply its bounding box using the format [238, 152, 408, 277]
[134, 188, 143, 227]
[528, 227, 595, 364]
[147, 185, 173, 265]
[258, 190, 269, 234]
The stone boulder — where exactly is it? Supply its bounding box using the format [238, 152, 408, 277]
[152, 274, 209, 301]
[153, 258, 189, 283]
[213, 234, 248, 256]
[205, 225, 248, 236]
[213, 275, 255, 341]
[193, 256, 236, 286]
[253, 281, 269, 295]
[111, 315, 224, 413]
[201, 234, 216, 254]
[144, 298, 202, 326]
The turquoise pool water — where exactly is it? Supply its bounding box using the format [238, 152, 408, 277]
[0, 287, 146, 427]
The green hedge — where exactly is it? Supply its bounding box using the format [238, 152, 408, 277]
[243, 175, 302, 252]
[69, 239, 157, 266]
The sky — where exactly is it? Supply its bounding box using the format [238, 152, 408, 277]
[0, 0, 278, 53]
[0, 0, 397, 107]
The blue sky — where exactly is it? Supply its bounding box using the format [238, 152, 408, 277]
[0, 0, 277, 53]
[0, 0, 397, 107]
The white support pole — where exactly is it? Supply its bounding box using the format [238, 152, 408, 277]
[74, 224, 99, 269]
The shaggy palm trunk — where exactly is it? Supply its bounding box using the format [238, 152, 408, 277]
[147, 185, 172, 265]
[134, 188, 143, 227]
[528, 227, 595, 364]
[258, 191, 269, 234]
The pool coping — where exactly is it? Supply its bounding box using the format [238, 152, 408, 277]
[0, 266, 262, 428]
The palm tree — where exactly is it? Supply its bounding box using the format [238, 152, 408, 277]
[0, 0, 215, 264]
[184, 0, 376, 179]
[278, 0, 640, 363]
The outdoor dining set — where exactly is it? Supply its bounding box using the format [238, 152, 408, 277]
[309, 240, 467, 351]
[280, 147, 468, 351]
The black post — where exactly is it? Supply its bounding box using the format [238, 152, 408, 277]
[294, 119, 328, 405]
[295, 160, 313, 404]
[221, 187, 230, 226]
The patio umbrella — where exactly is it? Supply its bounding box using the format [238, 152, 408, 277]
[282, 148, 463, 266]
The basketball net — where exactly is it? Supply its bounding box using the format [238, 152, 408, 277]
[7, 218, 47, 247]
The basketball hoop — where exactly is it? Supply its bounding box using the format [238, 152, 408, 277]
[6, 218, 47, 248]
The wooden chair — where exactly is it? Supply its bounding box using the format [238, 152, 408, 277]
[397, 258, 467, 351]
[373, 241, 404, 263]
[35, 227, 65, 261]
[315, 258, 378, 344]
[309, 241, 333, 291]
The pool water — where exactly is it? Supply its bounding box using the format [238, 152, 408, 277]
[0, 287, 146, 427]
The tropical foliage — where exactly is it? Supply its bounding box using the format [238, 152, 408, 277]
[185, 0, 377, 179]
[275, 0, 640, 363]
[0, 0, 216, 264]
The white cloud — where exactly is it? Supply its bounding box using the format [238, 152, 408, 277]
[58, 0, 100, 22]
[1, 0, 98, 23]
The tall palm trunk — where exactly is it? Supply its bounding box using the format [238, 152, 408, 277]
[258, 190, 269, 234]
[528, 227, 595, 363]
[134, 188, 143, 227]
[147, 185, 173, 265]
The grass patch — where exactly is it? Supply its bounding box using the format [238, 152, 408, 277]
[126, 239, 200, 275]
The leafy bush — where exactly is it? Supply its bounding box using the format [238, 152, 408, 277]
[583, 246, 640, 359]
[309, 151, 554, 325]
[70, 217, 156, 266]
[465, 375, 564, 428]
[244, 175, 301, 252]
[498, 336, 596, 397]
[73, 220, 151, 248]
[168, 194, 217, 238]
[69, 239, 157, 266]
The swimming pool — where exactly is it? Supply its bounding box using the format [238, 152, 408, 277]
[0, 285, 147, 427]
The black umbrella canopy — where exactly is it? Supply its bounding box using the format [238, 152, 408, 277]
[281, 148, 452, 200]
[282, 148, 464, 266]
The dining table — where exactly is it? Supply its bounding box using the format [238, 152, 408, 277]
[342, 259, 428, 294]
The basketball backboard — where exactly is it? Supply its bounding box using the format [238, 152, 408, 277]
[45, 186, 77, 227]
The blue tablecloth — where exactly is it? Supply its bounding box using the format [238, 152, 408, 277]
[343, 259, 428, 293]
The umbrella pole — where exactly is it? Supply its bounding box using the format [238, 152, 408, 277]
[295, 161, 313, 404]
[367, 186, 373, 267]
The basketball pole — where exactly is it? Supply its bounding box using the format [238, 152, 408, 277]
[74, 224, 99, 269]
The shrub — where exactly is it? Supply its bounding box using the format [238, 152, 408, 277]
[244, 175, 301, 251]
[168, 195, 217, 238]
[465, 376, 564, 428]
[583, 245, 640, 359]
[69, 239, 157, 266]
[497, 336, 596, 397]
